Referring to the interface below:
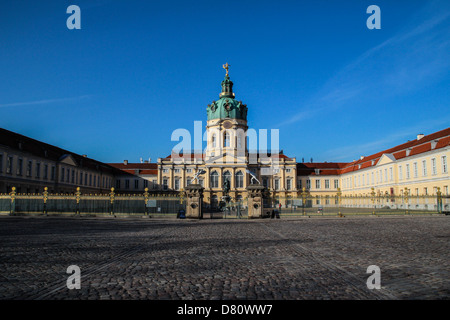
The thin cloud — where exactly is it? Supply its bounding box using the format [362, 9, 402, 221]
[323, 117, 450, 162]
[277, 1, 450, 128]
[0, 95, 92, 108]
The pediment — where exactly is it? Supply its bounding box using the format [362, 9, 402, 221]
[59, 154, 78, 167]
[376, 153, 396, 166]
[205, 152, 246, 165]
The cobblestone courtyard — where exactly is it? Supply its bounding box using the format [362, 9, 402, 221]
[0, 215, 448, 300]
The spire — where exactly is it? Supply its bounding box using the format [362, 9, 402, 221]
[220, 63, 235, 98]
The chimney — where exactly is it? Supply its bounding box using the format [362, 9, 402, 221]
[82, 154, 87, 158]
[124, 160, 128, 165]
[360, 156, 364, 160]
[417, 133, 424, 141]
[140, 157, 143, 163]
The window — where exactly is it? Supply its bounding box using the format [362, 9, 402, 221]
[43, 164, 48, 180]
[51, 166, 56, 180]
[315, 179, 320, 189]
[26, 160, 32, 177]
[223, 170, 231, 186]
[61, 168, 65, 182]
[224, 131, 230, 148]
[237, 133, 242, 150]
[125, 179, 130, 189]
[286, 169, 291, 173]
[199, 178, 204, 187]
[399, 166, 403, 180]
[334, 179, 339, 189]
[371, 172, 374, 184]
[6, 156, 13, 174]
[406, 164, 410, 179]
[263, 177, 268, 188]
[325, 179, 330, 189]
[286, 179, 291, 190]
[186, 169, 192, 173]
[79, 172, 83, 185]
[152, 179, 157, 189]
[384, 169, 388, 182]
[134, 180, 139, 189]
[186, 178, 191, 186]
[174, 168, 180, 173]
[442, 156, 448, 173]
[235, 171, 243, 188]
[0, 154, 2, 173]
[274, 179, 280, 190]
[413, 162, 418, 178]
[389, 167, 393, 181]
[36, 163, 40, 178]
[116, 180, 121, 189]
[85, 173, 88, 185]
[424, 187, 428, 195]
[67, 169, 70, 183]
[444, 186, 448, 196]
[17, 158, 23, 176]
[162, 168, 169, 173]
[298, 179, 302, 189]
[422, 160, 427, 176]
[174, 178, 180, 190]
[163, 179, 168, 190]
[431, 158, 437, 175]
[89, 174, 92, 186]
[71, 170, 75, 183]
[210, 171, 219, 188]
[212, 134, 216, 148]
[143, 180, 148, 188]
[306, 179, 311, 189]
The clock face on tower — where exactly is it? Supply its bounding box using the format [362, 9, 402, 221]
[222, 120, 232, 129]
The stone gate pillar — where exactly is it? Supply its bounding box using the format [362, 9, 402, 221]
[247, 184, 265, 219]
[185, 184, 204, 219]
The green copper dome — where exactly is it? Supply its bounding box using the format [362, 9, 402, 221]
[206, 75, 248, 121]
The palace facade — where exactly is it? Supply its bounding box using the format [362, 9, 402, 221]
[1, 67, 449, 207]
[109, 68, 449, 207]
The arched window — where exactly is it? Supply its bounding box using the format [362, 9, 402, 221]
[224, 131, 230, 148]
[212, 134, 216, 148]
[223, 170, 231, 186]
[210, 171, 219, 188]
[235, 171, 243, 188]
[237, 132, 242, 150]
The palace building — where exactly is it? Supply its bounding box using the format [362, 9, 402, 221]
[1, 66, 449, 209]
[108, 65, 449, 208]
[0, 128, 119, 194]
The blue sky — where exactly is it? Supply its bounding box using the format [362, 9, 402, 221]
[1, 0, 449, 163]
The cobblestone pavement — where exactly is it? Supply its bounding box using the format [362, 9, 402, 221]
[0, 215, 448, 300]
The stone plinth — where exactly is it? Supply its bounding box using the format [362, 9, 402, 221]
[185, 184, 204, 219]
[247, 184, 265, 219]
